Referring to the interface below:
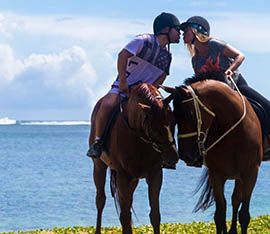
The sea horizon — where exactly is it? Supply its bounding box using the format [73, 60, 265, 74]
[0, 117, 90, 126]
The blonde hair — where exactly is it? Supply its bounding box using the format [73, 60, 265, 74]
[187, 28, 212, 57]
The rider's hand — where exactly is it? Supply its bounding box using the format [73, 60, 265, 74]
[119, 80, 129, 95]
[225, 69, 234, 80]
[224, 69, 235, 89]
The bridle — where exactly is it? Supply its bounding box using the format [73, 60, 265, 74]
[121, 96, 175, 153]
[178, 85, 215, 157]
[178, 81, 246, 157]
[139, 125, 175, 153]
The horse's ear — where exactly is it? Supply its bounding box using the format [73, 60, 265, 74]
[163, 94, 174, 106]
[177, 85, 189, 98]
[138, 102, 151, 110]
[159, 85, 176, 94]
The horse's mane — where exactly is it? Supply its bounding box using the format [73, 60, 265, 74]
[184, 71, 227, 85]
[132, 83, 162, 109]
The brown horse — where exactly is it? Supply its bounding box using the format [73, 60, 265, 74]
[89, 83, 179, 234]
[163, 79, 263, 234]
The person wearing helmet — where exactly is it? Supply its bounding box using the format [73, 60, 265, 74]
[180, 16, 244, 78]
[181, 16, 270, 158]
[87, 12, 181, 160]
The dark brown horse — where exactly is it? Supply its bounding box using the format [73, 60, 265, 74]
[89, 83, 179, 234]
[163, 79, 263, 234]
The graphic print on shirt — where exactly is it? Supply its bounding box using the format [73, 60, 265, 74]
[199, 53, 221, 73]
[124, 56, 164, 87]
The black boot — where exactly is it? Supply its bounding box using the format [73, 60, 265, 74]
[87, 139, 102, 158]
[263, 148, 270, 161]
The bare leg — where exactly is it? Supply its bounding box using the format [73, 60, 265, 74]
[146, 168, 162, 234]
[95, 93, 119, 138]
[93, 159, 107, 234]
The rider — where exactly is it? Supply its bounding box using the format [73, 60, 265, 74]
[180, 15, 270, 162]
[87, 12, 181, 158]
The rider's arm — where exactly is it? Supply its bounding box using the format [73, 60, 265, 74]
[223, 44, 245, 77]
[117, 36, 145, 93]
[153, 73, 167, 87]
[117, 49, 133, 93]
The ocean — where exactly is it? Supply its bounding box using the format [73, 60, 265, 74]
[0, 119, 269, 232]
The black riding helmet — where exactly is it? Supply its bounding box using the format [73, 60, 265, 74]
[180, 16, 210, 36]
[153, 12, 181, 35]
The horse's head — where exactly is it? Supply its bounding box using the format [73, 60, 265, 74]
[126, 83, 179, 168]
[162, 83, 216, 166]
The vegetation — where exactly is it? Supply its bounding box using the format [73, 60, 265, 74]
[3, 215, 270, 234]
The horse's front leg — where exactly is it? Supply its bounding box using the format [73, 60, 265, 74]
[93, 158, 107, 234]
[146, 167, 162, 234]
[210, 174, 227, 234]
[238, 168, 259, 234]
[117, 171, 137, 234]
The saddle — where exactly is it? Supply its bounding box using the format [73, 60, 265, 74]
[247, 97, 270, 161]
[247, 97, 269, 134]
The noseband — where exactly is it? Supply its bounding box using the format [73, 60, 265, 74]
[139, 128, 175, 153]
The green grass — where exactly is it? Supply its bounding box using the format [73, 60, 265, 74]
[2, 215, 270, 234]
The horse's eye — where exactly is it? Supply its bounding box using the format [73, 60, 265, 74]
[187, 111, 195, 119]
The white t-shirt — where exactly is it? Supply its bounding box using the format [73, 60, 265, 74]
[111, 34, 171, 89]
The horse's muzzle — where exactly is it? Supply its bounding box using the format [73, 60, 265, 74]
[161, 144, 179, 169]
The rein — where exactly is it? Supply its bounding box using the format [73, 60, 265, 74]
[178, 79, 246, 156]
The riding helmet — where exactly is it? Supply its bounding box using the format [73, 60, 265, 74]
[153, 12, 181, 35]
[180, 16, 210, 36]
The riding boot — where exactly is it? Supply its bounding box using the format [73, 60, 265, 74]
[87, 139, 103, 158]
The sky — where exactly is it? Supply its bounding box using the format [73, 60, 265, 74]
[0, 0, 269, 120]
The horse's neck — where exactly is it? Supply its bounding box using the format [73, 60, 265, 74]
[196, 83, 244, 125]
[126, 100, 144, 129]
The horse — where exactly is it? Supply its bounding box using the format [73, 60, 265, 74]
[88, 83, 179, 234]
[162, 78, 263, 234]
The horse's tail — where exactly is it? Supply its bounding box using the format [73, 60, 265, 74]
[110, 169, 121, 217]
[193, 168, 215, 212]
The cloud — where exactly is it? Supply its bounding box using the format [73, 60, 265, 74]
[0, 45, 98, 110]
[189, 1, 227, 7]
[0, 13, 150, 53]
[200, 12, 270, 53]
[0, 13, 154, 118]
[0, 44, 23, 83]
